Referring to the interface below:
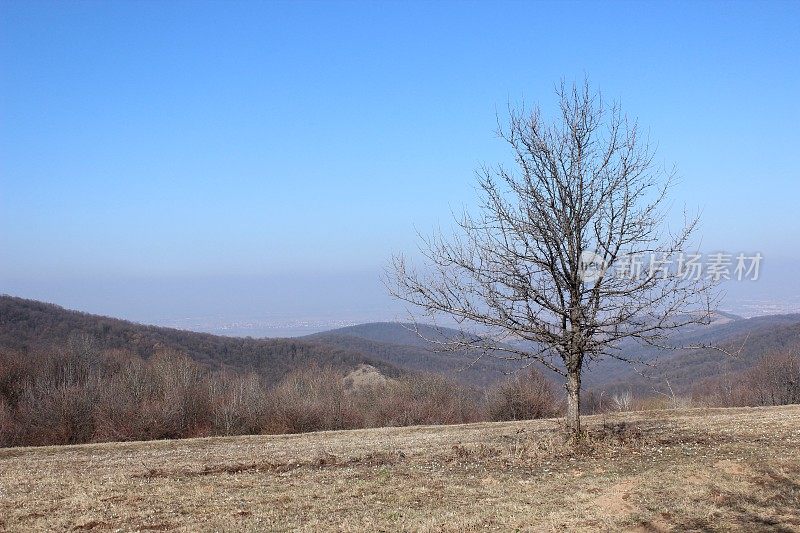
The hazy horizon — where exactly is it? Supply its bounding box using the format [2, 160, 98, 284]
[4, 266, 800, 338]
[2, 1, 799, 334]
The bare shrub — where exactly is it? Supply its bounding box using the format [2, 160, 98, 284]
[92, 356, 152, 441]
[745, 351, 800, 406]
[671, 396, 693, 409]
[13, 379, 98, 446]
[0, 398, 14, 447]
[692, 368, 748, 407]
[269, 366, 359, 433]
[209, 372, 271, 436]
[364, 373, 484, 427]
[144, 350, 212, 439]
[0, 350, 28, 409]
[65, 331, 101, 383]
[612, 390, 633, 412]
[694, 351, 800, 408]
[487, 369, 558, 421]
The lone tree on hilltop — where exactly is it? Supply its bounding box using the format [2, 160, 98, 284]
[389, 80, 716, 441]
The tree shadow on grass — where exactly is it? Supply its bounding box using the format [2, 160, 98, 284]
[640, 464, 800, 532]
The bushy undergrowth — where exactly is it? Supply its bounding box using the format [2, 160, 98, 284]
[0, 336, 558, 447]
[4, 332, 794, 448]
[692, 351, 800, 408]
[577, 351, 800, 415]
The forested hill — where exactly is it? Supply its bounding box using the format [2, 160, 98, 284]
[580, 312, 800, 394]
[0, 297, 529, 387]
[307, 323, 526, 387]
[4, 295, 800, 391]
[0, 295, 404, 384]
[308, 322, 477, 348]
[312, 316, 800, 393]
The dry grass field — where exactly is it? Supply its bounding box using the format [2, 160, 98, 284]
[1, 405, 799, 532]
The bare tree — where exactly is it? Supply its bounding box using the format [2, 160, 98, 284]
[389, 80, 716, 441]
[612, 390, 634, 412]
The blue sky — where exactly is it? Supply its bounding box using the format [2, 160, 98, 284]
[1, 1, 799, 326]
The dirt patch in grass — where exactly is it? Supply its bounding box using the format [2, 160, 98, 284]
[134, 450, 407, 480]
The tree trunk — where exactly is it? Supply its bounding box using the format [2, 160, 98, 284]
[565, 368, 581, 441]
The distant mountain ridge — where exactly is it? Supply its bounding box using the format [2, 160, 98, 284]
[308, 322, 476, 348]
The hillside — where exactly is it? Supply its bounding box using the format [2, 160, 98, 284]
[0, 297, 526, 387]
[3, 294, 799, 393]
[0, 295, 404, 384]
[307, 323, 525, 386]
[582, 313, 800, 394]
[2, 405, 798, 531]
[314, 316, 800, 392]
[308, 321, 478, 348]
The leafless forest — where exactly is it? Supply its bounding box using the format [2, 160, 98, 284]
[2, 321, 797, 447]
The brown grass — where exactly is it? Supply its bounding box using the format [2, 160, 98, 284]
[1, 405, 799, 532]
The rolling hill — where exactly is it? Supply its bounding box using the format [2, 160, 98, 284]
[312, 314, 800, 393]
[306, 323, 525, 386]
[3, 294, 799, 392]
[308, 322, 478, 348]
[0, 297, 528, 387]
[570, 312, 800, 394]
[0, 295, 405, 384]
